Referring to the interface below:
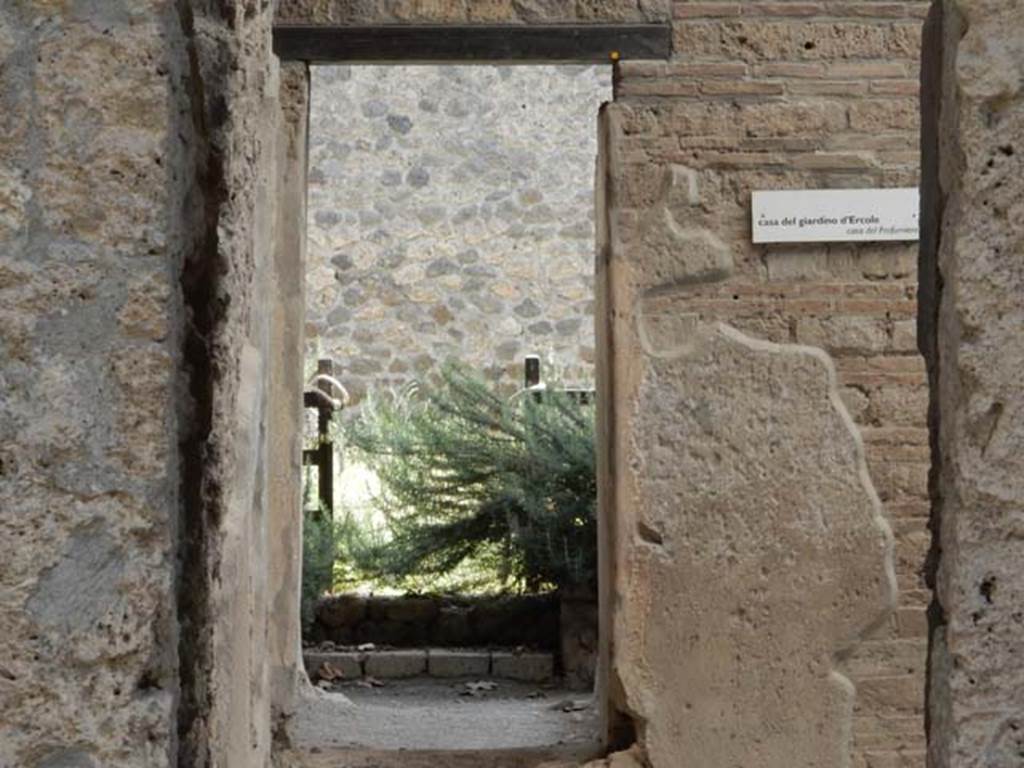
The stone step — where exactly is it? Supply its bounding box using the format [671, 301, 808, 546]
[303, 648, 554, 682]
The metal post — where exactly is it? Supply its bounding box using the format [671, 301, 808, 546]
[316, 358, 334, 519]
[525, 355, 541, 388]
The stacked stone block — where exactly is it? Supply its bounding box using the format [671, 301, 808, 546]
[304, 648, 554, 682]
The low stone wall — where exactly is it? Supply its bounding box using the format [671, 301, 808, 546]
[308, 593, 561, 650]
[305, 648, 555, 682]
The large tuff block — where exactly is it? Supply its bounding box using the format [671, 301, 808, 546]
[922, 1, 1024, 766]
[0, 5, 186, 766]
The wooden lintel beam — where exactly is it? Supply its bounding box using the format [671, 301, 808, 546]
[273, 24, 672, 63]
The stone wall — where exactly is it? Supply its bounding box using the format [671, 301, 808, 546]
[306, 65, 612, 399]
[921, 1, 1024, 765]
[0, 4, 185, 766]
[10, 1, 1019, 766]
[603, 3, 932, 766]
[309, 593, 560, 649]
[308, 593, 598, 689]
[0, 2, 282, 767]
[0, 1, 278, 768]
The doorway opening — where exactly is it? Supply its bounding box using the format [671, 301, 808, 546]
[293, 62, 612, 755]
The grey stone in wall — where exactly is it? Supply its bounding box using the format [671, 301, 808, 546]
[307, 65, 611, 401]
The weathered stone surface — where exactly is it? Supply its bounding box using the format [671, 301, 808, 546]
[2, 0, 282, 764]
[364, 650, 428, 678]
[631, 166, 735, 292]
[317, 594, 368, 628]
[580, 746, 645, 768]
[602, 4, 931, 758]
[675, 20, 923, 63]
[613, 321, 896, 767]
[492, 651, 555, 682]
[0, 4, 184, 766]
[304, 652, 364, 680]
[269, 60, 313, 731]
[921, 2, 1024, 766]
[276, 0, 670, 24]
[0, 1, 971, 765]
[177, 8, 281, 767]
[427, 649, 491, 678]
[306, 65, 610, 397]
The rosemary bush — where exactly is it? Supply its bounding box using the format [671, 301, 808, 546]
[342, 363, 596, 594]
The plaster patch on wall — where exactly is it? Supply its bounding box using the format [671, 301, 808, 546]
[618, 322, 896, 768]
[632, 165, 734, 293]
[25, 521, 125, 636]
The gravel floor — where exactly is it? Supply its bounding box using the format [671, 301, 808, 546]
[289, 676, 600, 753]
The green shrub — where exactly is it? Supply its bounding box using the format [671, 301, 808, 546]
[342, 363, 596, 593]
[300, 466, 337, 630]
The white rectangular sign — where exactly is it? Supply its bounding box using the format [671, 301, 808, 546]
[751, 187, 919, 244]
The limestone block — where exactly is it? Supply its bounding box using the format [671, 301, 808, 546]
[427, 649, 491, 678]
[491, 651, 555, 682]
[615, 322, 896, 768]
[304, 652, 363, 680]
[364, 650, 428, 678]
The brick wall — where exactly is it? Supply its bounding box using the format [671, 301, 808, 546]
[616, 3, 930, 765]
